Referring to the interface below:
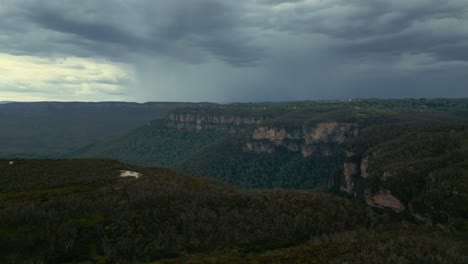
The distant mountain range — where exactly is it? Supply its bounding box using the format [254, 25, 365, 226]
[0, 101, 213, 158]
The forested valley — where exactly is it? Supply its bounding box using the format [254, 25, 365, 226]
[0, 99, 467, 263]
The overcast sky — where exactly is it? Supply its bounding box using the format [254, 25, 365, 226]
[1, 0, 467, 102]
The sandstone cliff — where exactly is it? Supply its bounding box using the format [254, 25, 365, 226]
[246, 122, 358, 157]
[365, 191, 405, 213]
[165, 110, 360, 157]
[336, 153, 405, 214]
[166, 112, 267, 131]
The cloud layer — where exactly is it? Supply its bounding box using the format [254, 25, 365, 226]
[1, 0, 467, 102]
[0, 53, 131, 101]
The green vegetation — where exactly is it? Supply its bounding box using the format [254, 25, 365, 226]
[0, 159, 376, 263]
[83, 99, 468, 191]
[174, 136, 344, 189]
[1, 159, 467, 263]
[344, 121, 468, 227]
[171, 98, 468, 117]
[1, 99, 468, 263]
[85, 123, 345, 189]
[85, 120, 226, 166]
[156, 227, 466, 264]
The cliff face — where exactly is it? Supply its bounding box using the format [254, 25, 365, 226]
[332, 126, 468, 226]
[341, 161, 359, 195]
[360, 157, 369, 178]
[166, 112, 267, 131]
[365, 191, 405, 213]
[336, 153, 405, 213]
[246, 122, 358, 157]
[165, 111, 359, 157]
[251, 122, 355, 144]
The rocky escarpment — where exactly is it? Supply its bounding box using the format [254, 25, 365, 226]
[166, 112, 268, 131]
[365, 191, 405, 213]
[165, 109, 360, 158]
[337, 153, 405, 213]
[341, 159, 360, 195]
[245, 122, 359, 157]
[331, 125, 468, 228]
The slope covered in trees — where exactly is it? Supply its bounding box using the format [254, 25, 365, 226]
[1, 159, 466, 263]
[174, 135, 344, 189]
[337, 122, 468, 228]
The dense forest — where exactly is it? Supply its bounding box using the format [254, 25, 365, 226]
[85, 122, 344, 189]
[339, 121, 468, 227]
[174, 136, 344, 189]
[0, 159, 467, 263]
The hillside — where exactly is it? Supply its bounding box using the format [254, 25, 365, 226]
[0, 102, 212, 158]
[1, 159, 466, 263]
[83, 99, 468, 189]
[332, 121, 468, 227]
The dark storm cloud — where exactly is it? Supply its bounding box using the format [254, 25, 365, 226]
[27, 9, 162, 61]
[32, 11, 141, 47]
[0, 0, 467, 101]
[2, 0, 263, 66]
[339, 34, 468, 62]
[4, 0, 468, 65]
[263, 0, 468, 60]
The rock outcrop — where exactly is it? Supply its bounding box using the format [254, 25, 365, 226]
[252, 127, 290, 144]
[304, 122, 354, 144]
[246, 122, 358, 157]
[166, 112, 267, 131]
[341, 161, 359, 195]
[365, 191, 405, 213]
[251, 122, 356, 144]
[335, 152, 406, 214]
[243, 142, 275, 154]
[165, 110, 359, 157]
[360, 157, 369, 178]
